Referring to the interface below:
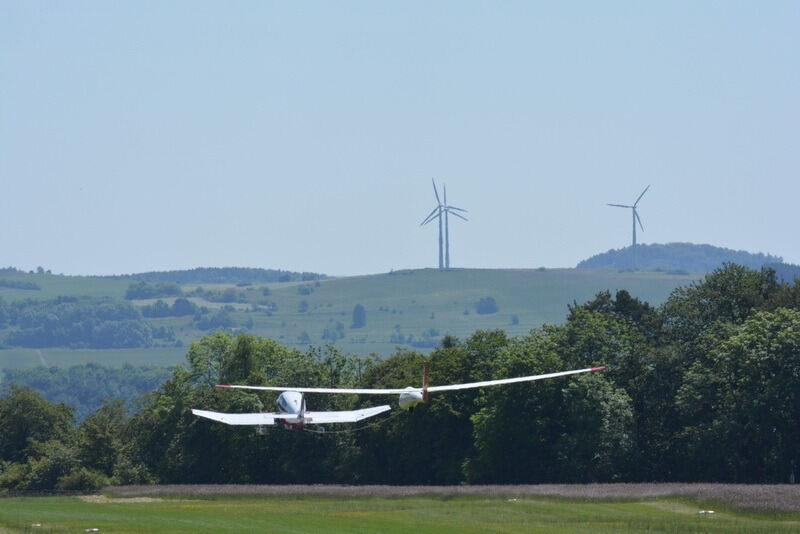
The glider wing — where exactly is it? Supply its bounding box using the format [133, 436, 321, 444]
[215, 367, 604, 395]
[426, 367, 605, 392]
[191, 409, 285, 425]
[191, 405, 391, 426]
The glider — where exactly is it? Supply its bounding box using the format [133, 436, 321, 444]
[192, 365, 604, 428]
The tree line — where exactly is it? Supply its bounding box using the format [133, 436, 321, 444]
[0, 297, 154, 349]
[1, 263, 800, 491]
[114, 267, 325, 285]
[0, 295, 251, 349]
[3, 364, 172, 421]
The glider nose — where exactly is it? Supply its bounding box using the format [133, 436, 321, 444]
[277, 391, 304, 415]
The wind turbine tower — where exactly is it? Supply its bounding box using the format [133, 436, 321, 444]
[421, 179, 468, 270]
[607, 185, 650, 268]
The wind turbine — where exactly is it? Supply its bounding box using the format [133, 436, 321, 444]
[421, 179, 444, 269]
[421, 179, 468, 270]
[607, 185, 650, 268]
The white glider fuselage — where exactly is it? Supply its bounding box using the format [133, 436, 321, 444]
[275, 391, 306, 427]
[398, 387, 424, 411]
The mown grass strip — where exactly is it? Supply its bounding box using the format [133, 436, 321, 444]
[0, 495, 797, 534]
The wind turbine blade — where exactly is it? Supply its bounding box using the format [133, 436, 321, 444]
[443, 183, 447, 206]
[607, 203, 632, 208]
[634, 185, 650, 207]
[447, 206, 468, 213]
[421, 208, 441, 226]
[431, 178, 441, 205]
[635, 210, 644, 231]
[449, 210, 468, 222]
[421, 206, 440, 225]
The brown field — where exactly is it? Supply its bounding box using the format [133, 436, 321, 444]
[108, 483, 800, 512]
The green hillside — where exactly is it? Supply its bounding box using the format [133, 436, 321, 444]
[252, 268, 698, 355]
[0, 268, 699, 370]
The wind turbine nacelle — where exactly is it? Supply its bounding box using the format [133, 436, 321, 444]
[398, 387, 424, 411]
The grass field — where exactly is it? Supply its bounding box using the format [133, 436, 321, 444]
[0, 347, 186, 375]
[0, 492, 797, 534]
[0, 272, 130, 302]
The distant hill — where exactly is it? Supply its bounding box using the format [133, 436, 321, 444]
[577, 243, 787, 273]
[111, 267, 327, 284]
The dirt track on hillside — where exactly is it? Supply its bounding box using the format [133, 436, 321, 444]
[107, 484, 800, 512]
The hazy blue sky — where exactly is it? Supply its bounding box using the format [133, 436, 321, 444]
[2, 1, 798, 276]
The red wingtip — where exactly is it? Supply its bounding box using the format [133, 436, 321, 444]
[591, 366, 606, 372]
[216, 384, 231, 389]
